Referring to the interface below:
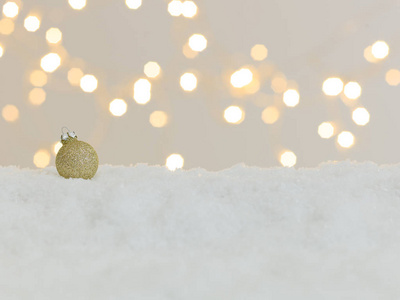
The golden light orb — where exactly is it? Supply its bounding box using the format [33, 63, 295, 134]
[2, 2, 19, 18]
[24, 16, 41, 32]
[40, 53, 61, 73]
[166, 153, 184, 171]
[371, 40, 389, 59]
[283, 89, 300, 107]
[261, 106, 279, 124]
[230, 68, 253, 88]
[271, 75, 287, 93]
[224, 106, 244, 124]
[109, 99, 127, 117]
[68, 68, 84, 86]
[188, 34, 207, 52]
[168, 0, 183, 16]
[46, 27, 62, 44]
[33, 149, 51, 169]
[343, 81, 361, 100]
[53, 141, 63, 155]
[322, 77, 343, 96]
[182, 1, 197, 18]
[352, 107, 370, 126]
[280, 151, 297, 167]
[133, 78, 151, 104]
[364, 45, 378, 63]
[182, 43, 198, 59]
[2, 104, 19, 122]
[251, 44, 268, 61]
[337, 131, 354, 148]
[385, 69, 400, 86]
[68, 0, 86, 10]
[144, 61, 161, 78]
[126, 0, 142, 9]
[0, 18, 15, 35]
[149, 110, 168, 128]
[29, 70, 47, 87]
[28, 88, 46, 106]
[180, 72, 197, 91]
[80, 74, 98, 93]
[318, 122, 335, 139]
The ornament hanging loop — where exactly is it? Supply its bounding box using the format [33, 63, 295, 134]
[60, 126, 77, 142]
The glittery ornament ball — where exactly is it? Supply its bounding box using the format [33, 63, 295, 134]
[56, 137, 99, 179]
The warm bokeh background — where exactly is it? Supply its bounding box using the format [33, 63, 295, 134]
[0, 0, 399, 170]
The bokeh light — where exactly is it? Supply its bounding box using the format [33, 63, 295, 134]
[224, 106, 244, 124]
[180, 72, 197, 91]
[134, 78, 151, 104]
[68, 0, 86, 10]
[144, 61, 161, 78]
[166, 153, 184, 171]
[80, 74, 98, 93]
[28, 88, 46, 106]
[343, 81, 361, 100]
[271, 75, 287, 93]
[231, 68, 253, 88]
[251, 44, 268, 61]
[364, 45, 378, 63]
[280, 151, 297, 167]
[46, 28, 62, 44]
[168, 0, 182, 16]
[182, 1, 197, 18]
[149, 111, 168, 128]
[29, 70, 47, 87]
[53, 142, 62, 155]
[125, 0, 142, 9]
[283, 89, 300, 107]
[318, 122, 335, 139]
[33, 149, 50, 168]
[352, 107, 370, 126]
[322, 77, 343, 96]
[0, 44, 3, 58]
[68, 68, 84, 86]
[24, 16, 41, 32]
[2, 2, 19, 18]
[337, 131, 354, 148]
[2, 104, 19, 122]
[40, 53, 61, 73]
[371, 40, 389, 60]
[188, 34, 207, 52]
[385, 69, 400, 86]
[261, 106, 279, 124]
[182, 43, 198, 59]
[0, 18, 15, 35]
[109, 99, 127, 117]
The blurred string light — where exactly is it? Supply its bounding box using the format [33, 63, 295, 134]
[125, 0, 142, 9]
[149, 110, 168, 128]
[261, 106, 279, 124]
[166, 153, 184, 171]
[251, 44, 268, 61]
[2, 104, 19, 122]
[80, 74, 98, 93]
[363, 45, 378, 63]
[133, 78, 151, 104]
[53, 141, 62, 155]
[318, 122, 335, 139]
[29, 70, 47, 87]
[271, 74, 287, 93]
[24, 16, 41, 32]
[231, 68, 253, 88]
[371, 40, 389, 60]
[33, 149, 50, 168]
[0, 18, 15, 35]
[2, 2, 19, 18]
[144, 61, 161, 78]
[352, 107, 370, 126]
[337, 131, 354, 148]
[343, 81, 361, 100]
[188, 34, 207, 52]
[109, 99, 127, 117]
[40, 53, 61, 73]
[68, 0, 86, 10]
[46, 28, 62, 44]
[283, 89, 299, 107]
[28, 88, 46, 105]
[385, 69, 400, 86]
[168, 0, 183, 16]
[180, 72, 197, 91]
[224, 106, 244, 124]
[68, 68, 84, 86]
[322, 77, 343, 96]
[182, 42, 198, 59]
[182, 1, 197, 18]
[280, 151, 297, 167]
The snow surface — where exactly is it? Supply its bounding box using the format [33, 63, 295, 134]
[1, 162, 400, 299]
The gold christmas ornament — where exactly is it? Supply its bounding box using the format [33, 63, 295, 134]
[56, 127, 99, 179]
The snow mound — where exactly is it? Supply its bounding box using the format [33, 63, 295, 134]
[1, 162, 400, 299]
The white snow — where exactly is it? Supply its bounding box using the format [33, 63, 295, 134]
[1, 162, 400, 299]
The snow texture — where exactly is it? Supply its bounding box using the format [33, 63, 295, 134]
[1, 162, 400, 299]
